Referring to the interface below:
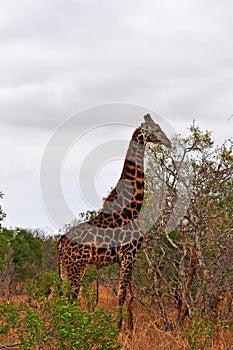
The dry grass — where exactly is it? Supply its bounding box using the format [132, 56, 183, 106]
[120, 315, 184, 350]
[96, 287, 233, 350]
[119, 310, 233, 350]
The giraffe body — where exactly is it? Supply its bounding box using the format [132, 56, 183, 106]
[57, 114, 171, 326]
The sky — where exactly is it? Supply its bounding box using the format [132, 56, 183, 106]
[1, 0, 233, 232]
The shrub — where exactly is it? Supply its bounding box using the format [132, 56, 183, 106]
[0, 273, 120, 350]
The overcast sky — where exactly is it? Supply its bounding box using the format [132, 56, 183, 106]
[1, 0, 233, 232]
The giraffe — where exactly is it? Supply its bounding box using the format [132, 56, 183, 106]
[57, 114, 171, 328]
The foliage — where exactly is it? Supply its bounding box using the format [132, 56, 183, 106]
[0, 191, 6, 229]
[32, 229, 59, 273]
[0, 226, 62, 295]
[26, 271, 64, 301]
[0, 273, 120, 350]
[0, 227, 13, 272]
[11, 229, 44, 281]
[184, 311, 215, 350]
[0, 228, 45, 293]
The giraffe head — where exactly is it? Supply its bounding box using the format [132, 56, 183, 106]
[141, 114, 171, 148]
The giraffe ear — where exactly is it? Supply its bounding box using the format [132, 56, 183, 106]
[144, 114, 152, 123]
[144, 114, 158, 128]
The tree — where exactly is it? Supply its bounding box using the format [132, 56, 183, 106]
[0, 228, 44, 294]
[132, 123, 233, 328]
[11, 228, 44, 282]
[0, 191, 6, 229]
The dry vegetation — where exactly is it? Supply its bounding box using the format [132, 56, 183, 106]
[94, 286, 233, 350]
[1, 286, 232, 350]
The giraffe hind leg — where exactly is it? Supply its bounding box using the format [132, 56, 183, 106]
[118, 263, 134, 330]
[69, 263, 89, 299]
[126, 280, 134, 330]
[59, 257, 89, 300]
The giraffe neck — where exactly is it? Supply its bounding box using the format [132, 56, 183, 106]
[102, 128, 146, 220]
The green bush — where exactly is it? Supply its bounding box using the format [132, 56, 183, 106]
[0, 228, 44, 291]
[0, 272, 120, 350]
[12, 229, 44, 281]
[183, 312, 215, 350]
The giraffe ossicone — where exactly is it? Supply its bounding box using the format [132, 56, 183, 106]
[57, 113, 171, 328]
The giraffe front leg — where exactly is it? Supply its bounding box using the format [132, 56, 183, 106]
[118, 262, 133, 330]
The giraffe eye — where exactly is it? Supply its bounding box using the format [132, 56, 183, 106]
[141, 122, 150, 131]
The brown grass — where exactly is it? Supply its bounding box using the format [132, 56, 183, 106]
[96, 287, 233, 350]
